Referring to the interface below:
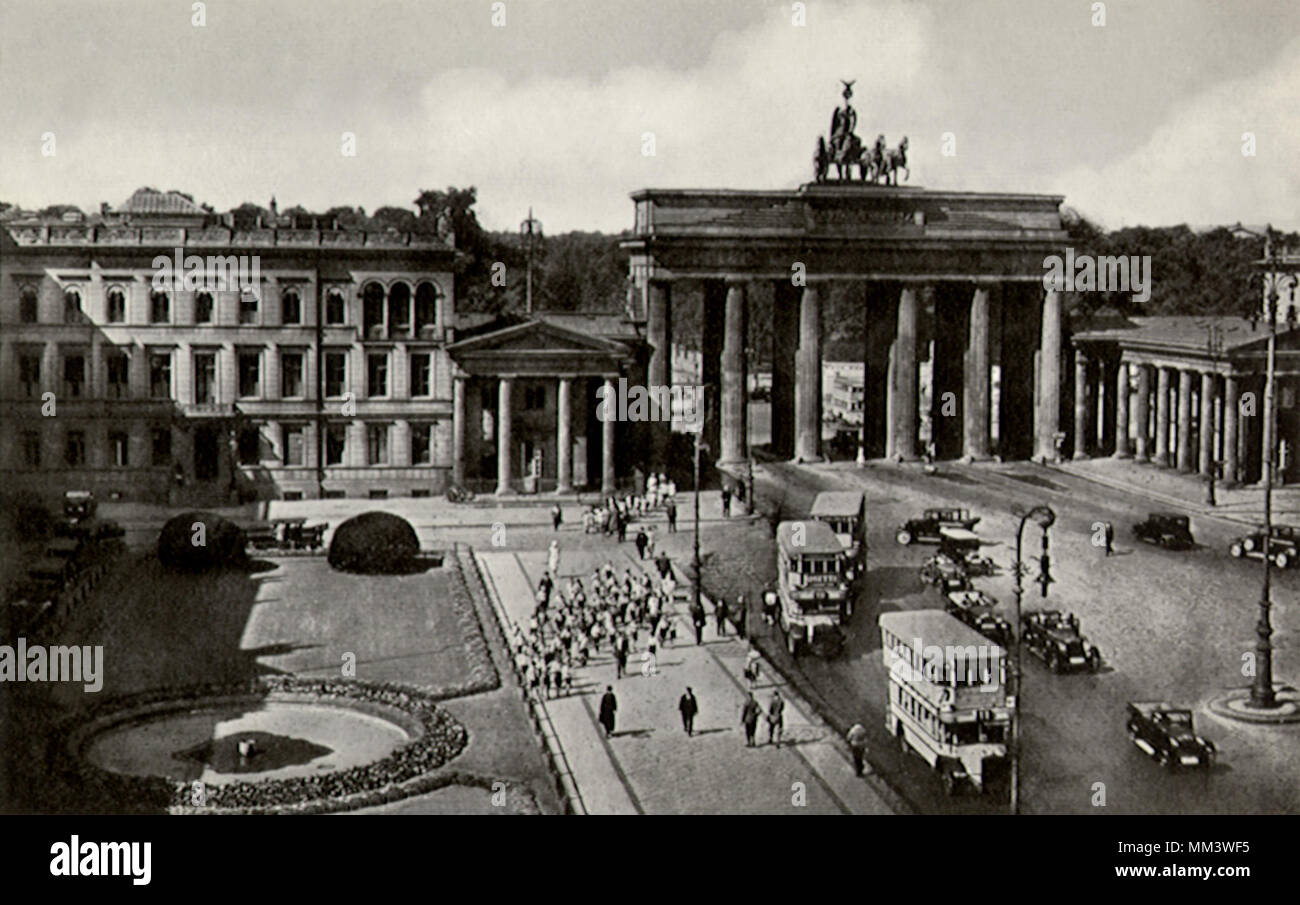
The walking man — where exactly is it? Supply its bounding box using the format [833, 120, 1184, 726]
[847, 722, 870, 776]
[741, 692, 761, 746]
[721, 486, 732, 518]
[715, 597, 728, 636]
[666, 499, 677, 533]
[1104, 521, 1115, 557]
[767, 690, 785, 747]
[614, 633, 629, 679]
[691, 603, 707, 645]
[679, 687, 698, 736]
[551, 503, 563, 532]
[635, 528, 649, 559]
[599, 685, 618, 738]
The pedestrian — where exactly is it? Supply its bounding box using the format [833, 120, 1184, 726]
[614, 634, 628, 679]
[548, 540, 560, 576]
[741, 693, 761, 746]
[762, 589, 779, 627]
[635, 529, 649, 559]
[645, 526, 656, 559]
[1104, 521, 1115, 557]
[616, 511, 627, 543]
[679, 687, 699, 735]
[715, 597, 728, 636]
[691, 603, 706, 645]
[599, 685, 618, 738]
[767, 690, 785, 747]
[735, 593, 747, 638]
[551, 503, 563, 532]
[847, 722, 870, 776]
[721, 486, 732, 518]
[666, 499, 677, 533]
[744, 644, 761, 688]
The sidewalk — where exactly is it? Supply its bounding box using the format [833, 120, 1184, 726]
[475, 545, 893, 815]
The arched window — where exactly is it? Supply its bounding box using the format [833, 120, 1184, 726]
[326, 288, 347, 325]
[415, 282, 439, 335]
[362, 282, 385, 337]
[387, 282, 411, 337]
[19, 285, 38, 323]
[64, 288, 83, 323]
[150, 290, 170, 324]
[106, 286, 127, 323]
[195, 291, 214, 324]
[281, 288, 301, 325]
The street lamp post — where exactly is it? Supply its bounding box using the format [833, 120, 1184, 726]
[519, 208, 543, 316]
[1010, 503, 1055, 816]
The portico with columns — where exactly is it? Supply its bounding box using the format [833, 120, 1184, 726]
[622, 184, 1070, 471]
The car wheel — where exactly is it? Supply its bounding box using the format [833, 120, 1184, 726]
[1276, 552, 1291, 569]
[896, 530, 912, 545]
[1243, 538, 1256, 552]
[1230, 543, 1244, 558]
[1088, 651, 1102, 672]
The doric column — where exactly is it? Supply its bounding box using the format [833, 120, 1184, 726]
[1153, 368, 1170, 466]
[601, 376, 616, 495]
[890, 286, 919, 460]
[556, 376, 573, 494]
[1114, 361, 1131, 458]
[1134, 364, 1151, 461]
[452, 373, 466, 487]
[1073, 349, 1089, 459]
[496, 376, 513, 495]
[1224, 374, 1240, 486]
[1199, 371, 1216, 476]
[1035, 289, 1062, 462]
[1176, 369, 1194, 472]
[719, 279, 748, 466]
[963, 285, 991, 460]
[646, 280, 672, 467]
[795, 283, 823, 462]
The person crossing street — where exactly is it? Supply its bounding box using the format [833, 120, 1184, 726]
[679, 687, 698, 735]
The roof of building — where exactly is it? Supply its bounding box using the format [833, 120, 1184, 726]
[117, 187, 207, 215]
[1072, 315, 1268, 353]
[810, 490, 865, 517]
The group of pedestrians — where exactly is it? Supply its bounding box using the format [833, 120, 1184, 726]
[741, 690, 785, 747]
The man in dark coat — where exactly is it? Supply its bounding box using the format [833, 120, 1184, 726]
[614, 634, 628, 679]
[634, 529, 649, 559]
[679, 687, 698, 735]
[691, 603, 707, 645]
[741, 693, 761, 746]
[616, 511, 627, 543]
[766, 690, 785, 747]
[599, 685, 618, 738]
[1104, 521, 1115, 556]
[721, 487, 732, 518]
[715, 597, 728, 636]
[666, 500, 677, 533]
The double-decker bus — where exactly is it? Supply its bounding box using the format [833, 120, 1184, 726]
[878, 609, 1010, 795]
[776, 520, 849, 657]
[809, 490, 866, 579]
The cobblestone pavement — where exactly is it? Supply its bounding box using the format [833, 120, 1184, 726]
[476, 541, 894, 815]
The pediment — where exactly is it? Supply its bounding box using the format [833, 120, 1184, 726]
[447, 319, 628, 356]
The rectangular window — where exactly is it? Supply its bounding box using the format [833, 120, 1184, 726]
[325, 351, 347, 398]
[239, 351, 261, 398]
[410, 353, 432, 397]
[283, 423, 307, 466]
[65, 430, 86, 466]
[149, 351, 172, 399]
[238, 427, 260, 465]
[239, 289, 259, 325]
[106, 351, 130, 398]
[107, 289, 126, 323]
[367, 354, 388, 397]
[281, 290, 301, 325]
[326, 424, 346, 466]
[281, 351, 304, 398]
[64, 292, 84, 324]
[194, 292, 214, 324]
[367, 423, 389, 465]
[194, 352, 217, 404]
[20, 291, 38, 323]
[63, 354, 86, 397]
[151, 428, 171, 466]
[326, 289, 346, 325]
[411, 423, 433, 465]
[109, 431, 129, 467]
[21, 431, 41, 468]
[19, 354, 41, 397]
[150, 291, 170, 324]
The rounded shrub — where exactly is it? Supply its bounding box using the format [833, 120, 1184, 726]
[157, 511, 248, 572]
[327, 511, 420, 574]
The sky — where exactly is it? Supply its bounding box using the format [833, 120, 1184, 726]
[2, 0, 1298, 233]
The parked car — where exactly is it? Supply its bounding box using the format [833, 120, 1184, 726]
[896, 508, 980, 545]
[937, 527, 997, 576]
[1132, 512, 1194, 550]
[1229, 524, 1300, 568]
[945, 589, 1013, 647]
[54, 490, 125, 542]
[1021, 609, 1102, 673]
[919, 555, 972, 593]
[1125, 702, 1216, 770]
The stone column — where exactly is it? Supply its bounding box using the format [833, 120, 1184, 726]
[719, 280, 747, 466]
[1224, 374, 1240, 486]
[1176, 369, 1194, 472]
[452, 374, 466, 488]
[496, 376, 513, 495]
[1154, 367, 1170, 466]
[1199, 371, 1216, 476]
[1134, 364, 1151, 461]
[795, 283, 823, 462]
[601, 376, 616, 495]
[1035, 289, 1062, 462]
[1073, 349, 1089, 459]
[1114, 361, 1131, 457]
[963, 285, 991, 460]
[890, 286, 919, 460]
[646, 281, 672, 467]
[556, 376, 573, 493]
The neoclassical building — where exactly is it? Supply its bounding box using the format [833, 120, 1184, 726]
[0, 189, 457, 502]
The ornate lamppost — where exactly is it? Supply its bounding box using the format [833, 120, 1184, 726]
[519, 208, 543, 316]
[1010, 503, 1055, 815]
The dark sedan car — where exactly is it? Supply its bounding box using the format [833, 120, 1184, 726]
[1126, 702, 1216, 770]
[1132, 512, 1194, 549]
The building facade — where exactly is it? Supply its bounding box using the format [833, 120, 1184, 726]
[0, 189, 456, 503]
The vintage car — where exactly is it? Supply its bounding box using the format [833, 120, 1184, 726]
[1229, 524, 1300, 568]
[1126, 702, 1216, 770]
[937, 527, 997, 576]
[1021, 610, 1101, 673]
[919, 556, 973, 595]
[944, 589, 1013, 647]
[896, 508, 980, 545]
[54, 491, 125, 542]
[1132, 512, 1194, 549]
